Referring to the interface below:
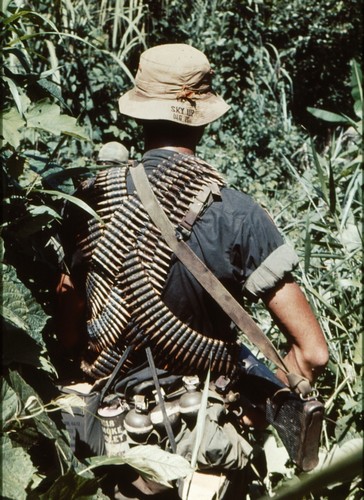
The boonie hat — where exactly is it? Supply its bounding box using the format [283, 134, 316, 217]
[118, 44, 230, 126]
[97, 141, 129, 164]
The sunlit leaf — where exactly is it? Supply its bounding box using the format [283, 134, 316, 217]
[3, 76, 24, 116]
[36, 78, 68, 109]
[1, 435, 37, 500]
[85, 445, 192, 487]
[1, 263, 49, 348]
[36, 469, 103, 500]
[0, 107, 25, 148]
[307, 107, 348, 124]
[28, 204, 61, 221]
[26, 101, 89, 140]
[0, 378, 19, 430]
[52, 393, 87, 416]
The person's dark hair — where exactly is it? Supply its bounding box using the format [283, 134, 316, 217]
[140, 120, 205, 150]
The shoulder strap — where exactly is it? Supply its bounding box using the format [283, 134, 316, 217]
[130, 162, 312, 396]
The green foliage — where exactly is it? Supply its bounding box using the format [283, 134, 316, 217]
[1, 434, 38, 500]
[32, 470, 104, 500]
[261, 439, 363, 500]
[261, 0, 363, 135]
[84, 446, 193, 488]
[252, 59, 363, 499]
[1, 0, 362, 498]
[147, 0, 307, 191]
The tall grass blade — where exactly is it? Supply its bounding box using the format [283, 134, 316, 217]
[310, 139, 329, 204]
[328, 160, 336, 214]
[340, 165, 362, 232]
[304, 214, 311, 275]
[39, 189, 103, 224]
[182, 362, 211, 500]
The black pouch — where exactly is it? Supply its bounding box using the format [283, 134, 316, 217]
[265, 391, 324, 471]
[237, 346, 324, 472]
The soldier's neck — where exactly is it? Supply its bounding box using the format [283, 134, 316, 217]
[145, 141, 195, 155]
[144, 136, 197, 155]
[157, 145, 195, 155]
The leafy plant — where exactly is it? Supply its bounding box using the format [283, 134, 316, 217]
[249, 59, 363, 499]
[1, 0, 362, 498]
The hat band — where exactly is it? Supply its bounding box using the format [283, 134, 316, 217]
[135, 78, 211, 101]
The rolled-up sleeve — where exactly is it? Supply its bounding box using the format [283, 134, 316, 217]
[243, 243, 299, 298]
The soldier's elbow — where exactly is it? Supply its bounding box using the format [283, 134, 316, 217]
[307, 345, 329, 376]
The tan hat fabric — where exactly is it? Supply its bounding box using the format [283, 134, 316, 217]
[118, 44, 230, 126]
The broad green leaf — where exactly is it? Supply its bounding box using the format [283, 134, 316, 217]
[1, 435, 37, 500]
[339, 223, 362, 252]
[35, 469, 105, 500]
[0, 378, 20, 430]
[2, 322, 43, 368]
[36, 78, 68, 109]
[123, 445, 192, 486]
[3, 76, 24, 116]
[1, 263, 49, 348]
[353, 100, 362, 119]
[52, 393, 87, 416]
[307, 107, 348, 124]
[2, 206, 57, 239]
[7, 370, 73, 467]
[1, 280, 29, 332]
[26, 101, 89, 140]
[85, 445, 192, 487]
[28, 204, 61, 221]
[0, 107, 25, 148]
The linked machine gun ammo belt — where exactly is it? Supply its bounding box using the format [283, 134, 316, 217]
[75, 153, 239, 380]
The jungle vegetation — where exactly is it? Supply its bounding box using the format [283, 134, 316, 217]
[1, 1, 362, 498]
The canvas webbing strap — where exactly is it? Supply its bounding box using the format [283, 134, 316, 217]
[145, 347, 177, 453]
[99, 345, 132, 402]
[130, 162, 312, 396]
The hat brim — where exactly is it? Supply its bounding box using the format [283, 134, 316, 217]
[118, 89, 230, 126]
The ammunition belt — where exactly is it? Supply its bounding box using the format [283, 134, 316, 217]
[76, 153, 239, 379]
